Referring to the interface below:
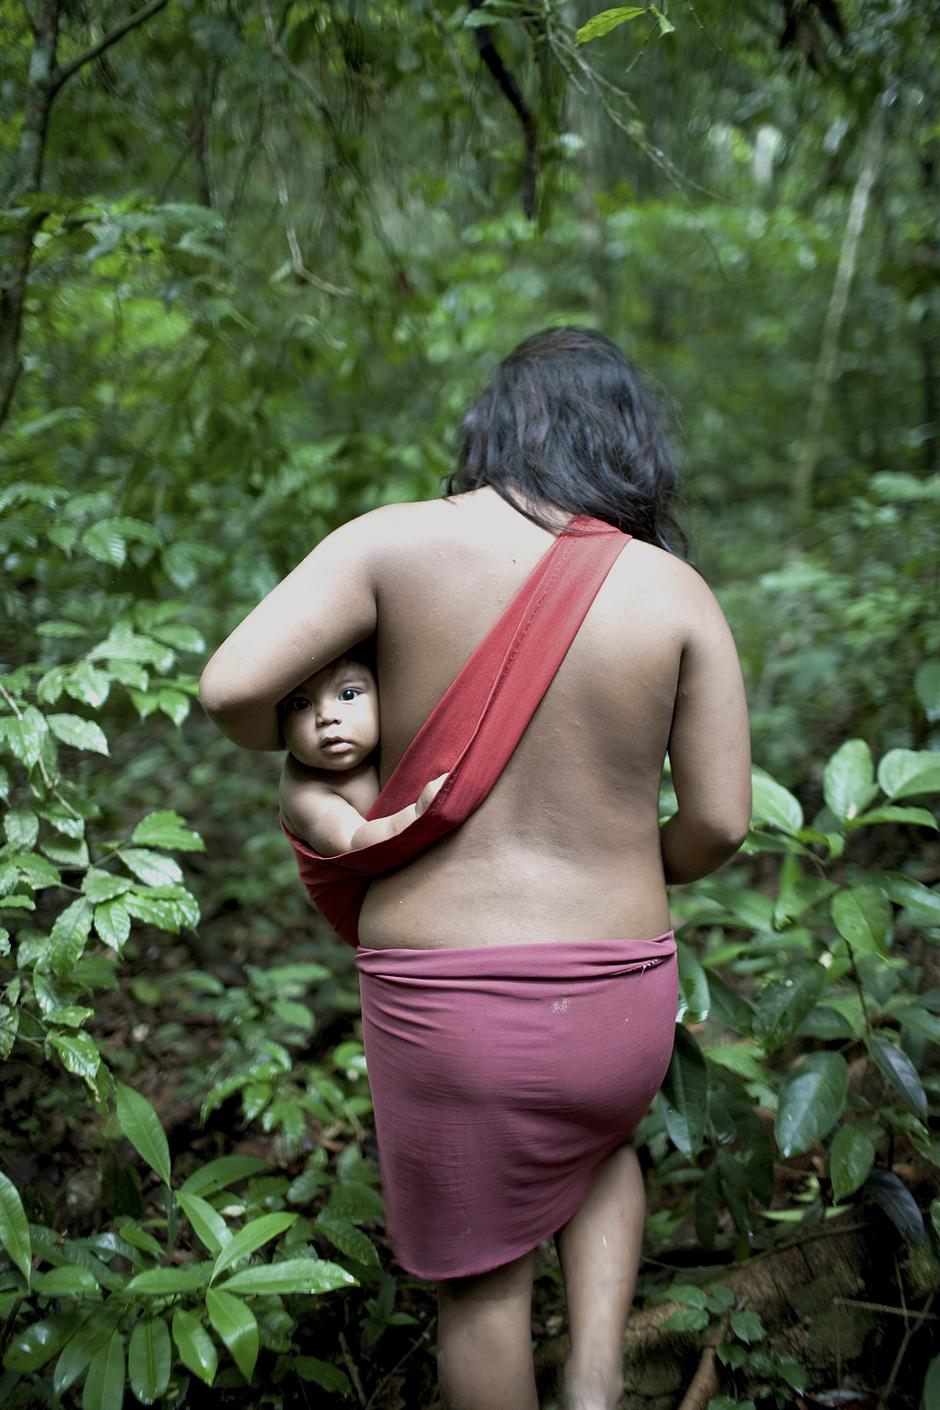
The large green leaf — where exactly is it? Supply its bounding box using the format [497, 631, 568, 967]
[830, 885, 891, 956]
[675, 940, 710, 1023]
[314, 1211, 380, 1268]
[171, 1306, 217, 1386]
[131, 810, 204, 852]
[659, 1026, 708, 1159]
[775, 1052, 848, 1157]
[210, 1212, 297, 1282]
[128, 1317, 171, 1405]
[753, 962, 828, 1054]
[125, 1263, 213, 1295]
[863, 1170, 925, 1244]
[877, 749, 940, 800]
[178, 1155, 269, 1198]
[0, 1170, 31, 1285]
[828, 1125, 875, 1201]
[3, 1317, 70, 1372]
[81, 1329, 124, 1410]
[176, 1191, 231, 1255]
[219, 1257, 357, 1296]
[867, 1036, 927, 1117]
[115, 1083, 171, 1187]
[823, 739, 876, 822]
[750, 768, 803, 834]
[206, 1286, 259, 1382]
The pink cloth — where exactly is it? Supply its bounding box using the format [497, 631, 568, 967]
[355, 934, 678, 1280]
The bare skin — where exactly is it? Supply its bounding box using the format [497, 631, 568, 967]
[277, 657, 446, 854]
[199, 486, 752, 1410]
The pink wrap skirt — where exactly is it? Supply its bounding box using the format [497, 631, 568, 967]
[354, 930, 678, 1281]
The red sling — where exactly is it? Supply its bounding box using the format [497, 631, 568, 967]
[279, 514, 632, 947]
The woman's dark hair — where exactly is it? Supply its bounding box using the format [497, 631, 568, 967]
[444, 325, 689, 556]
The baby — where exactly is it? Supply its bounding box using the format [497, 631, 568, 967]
[277, 650, 447, 856]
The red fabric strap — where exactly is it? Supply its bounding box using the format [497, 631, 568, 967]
[280, 515, 632, 946]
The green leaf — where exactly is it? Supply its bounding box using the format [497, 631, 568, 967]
[125, 1264, 213, 1295]
[94, 900, 131, 950]
[850, 806, 938, 829]
[0, 1170, 32, 1285]
[54, 1315, 121, 1395]
[219, 1257, 357, 1296]
[176, 1191, 231, 1255]
[157, 689, 190, 726]
[47, 713, 109, 756]
[660, 1026, 708, 1159]
[922, 1354, 940, 1410]
[915, 662, 940, 723]
[891, 1005, 940, 1043]
[119, 848, 183, 886]
[831, 885, 891, 956]
[829, 1125, 876, 1201]
[131, 810, 204, 852]
[171, 1307, 217, 1386]
[4, 1318, 69, 1371]
[314, 1211, 380, 1267]
[82, 868, 134, 902]
[211, 1212, 297, 1282]
[4, 809, 38, 849]
[82, 523, 126, 568]
[823, 739, 877, 822]
[206, 1286, 259, 1383]
[753, 962, 828, 1054]
[775, 1052, 849, 1157]
[730, 1309, 766, 1344]
[81, 1329, 124, 1410]
[880, 872, 940, 924]
[575, 6, 646, 44]
[704, 1042, 767, 1083]
[878, 749, 940, 800]
[750, 768, 803, 834]
[675, 940, 710, 1023]
[64, 662, 111, 709]
[116, 1083, 172, 1186]
[649, 4, 675, 33]
[868, 1036, 928, 1117]
[128, 1317, 171, 1405]
[49, 897, 94, 973]
[178, 1155, 269, 1198]
[863, 1170, 925, 1244]
[664, 1305, 709, 1332]
[32, 1266, 100, 1297]
[290, 1355, 352, 1393]
[48, 1030, 100, 1080]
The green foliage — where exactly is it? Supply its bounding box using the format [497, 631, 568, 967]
[0, 1115, 361, 1404]
[652, 730, 938, 1264]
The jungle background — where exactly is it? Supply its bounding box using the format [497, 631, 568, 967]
[1, 1, 939, 1407]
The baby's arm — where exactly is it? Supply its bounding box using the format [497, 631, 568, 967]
[279, 759, 448, 856]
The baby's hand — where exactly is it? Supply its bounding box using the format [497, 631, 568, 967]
[416, 773, 449, 817]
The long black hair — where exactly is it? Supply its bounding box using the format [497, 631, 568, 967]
[444, 325, 690, 556]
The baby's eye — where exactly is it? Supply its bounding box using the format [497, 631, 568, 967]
[339, 687, 361, 702]
[287, 696, 310, 712]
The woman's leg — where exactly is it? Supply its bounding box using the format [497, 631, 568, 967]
[436, 1249, 539, 1410]
[553, 1144, 646, 1410]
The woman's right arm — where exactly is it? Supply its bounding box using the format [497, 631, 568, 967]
[660, 570, 752, 884]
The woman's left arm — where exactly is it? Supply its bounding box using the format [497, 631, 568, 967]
[198, 511, 381, 751]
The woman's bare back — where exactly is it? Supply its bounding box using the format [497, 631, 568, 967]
[357, 488, 742, 949]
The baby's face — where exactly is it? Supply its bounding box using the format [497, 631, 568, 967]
[282, 658, 379, 771]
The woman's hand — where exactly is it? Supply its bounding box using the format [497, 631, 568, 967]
[416, 773, 449, 817]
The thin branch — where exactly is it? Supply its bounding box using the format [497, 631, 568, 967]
[49, 0, 169, 96]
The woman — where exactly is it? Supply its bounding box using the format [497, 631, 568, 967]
[199, 326, 752, 1410]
